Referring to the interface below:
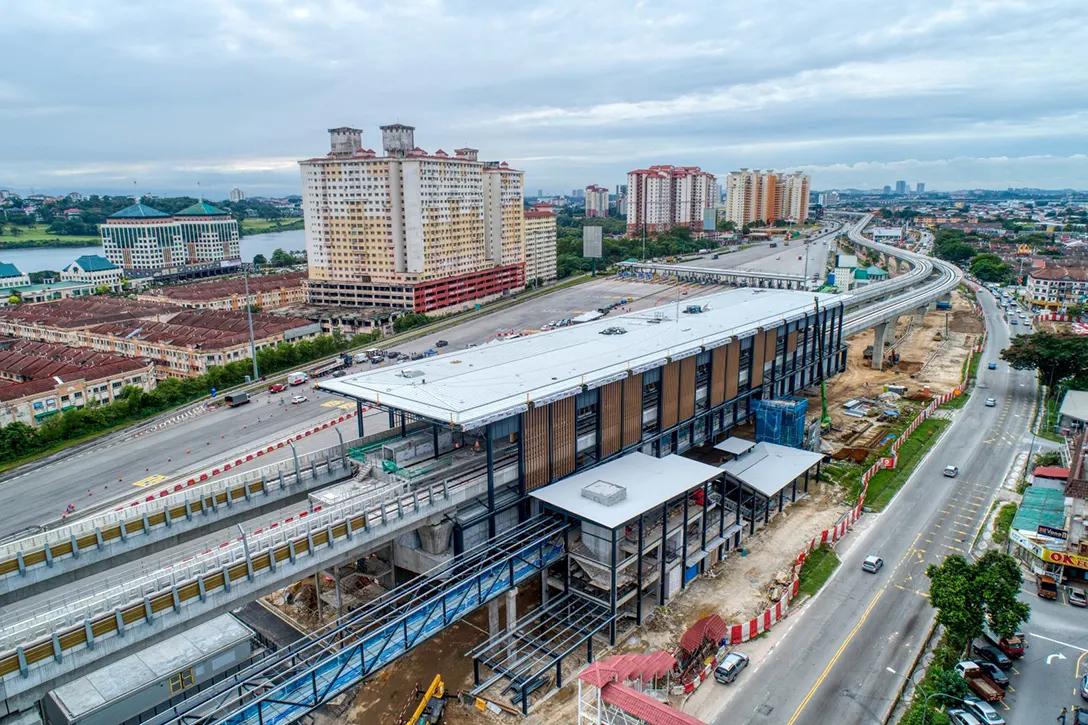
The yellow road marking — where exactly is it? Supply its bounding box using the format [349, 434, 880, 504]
[131, 473, 167, 489]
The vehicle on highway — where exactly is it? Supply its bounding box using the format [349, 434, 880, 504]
[861, 555, 884, 573]
[224, 392, 250, 407]
[943, 465, 960, 478]
[291, 395, 308, 405]
[713, 651, 749, 684]
[1071, 588, 1088, 608]
[386, 351, 401, 359]
[988, 362, 997, 370]
[985, 398, 996, 407]
[769, 242, 777, 248]
[955, 661, 1004, 702]
[288, 371, 308, 386]
[268, 383, 287, 393]
[1080, 673, 1088, 699]
[976, 661, 1008, 688]
[971, 642, 1012, 669]
[1010, 319, 1018, 325]
[1037, 573, 1059, 599]
[962, 696, 1006, 725]
[435, 340, 448, 348]
[947, 708, 983, 725]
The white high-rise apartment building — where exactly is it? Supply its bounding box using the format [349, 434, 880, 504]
[229, 188, 246, 202]
[724, 169, 810, 226]
[523, 203, 558, 283]
[299, 125, 525, 313]
[625, 165, 717, 237]
[584, 185, 609, 218]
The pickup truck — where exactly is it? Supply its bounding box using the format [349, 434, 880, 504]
[983, 626, 1026, 658]
[268, 383, 287, 394]
[224, 392, 250, 407]
[1037, 574, 1059, 600]
[954, 661, 1004, 702]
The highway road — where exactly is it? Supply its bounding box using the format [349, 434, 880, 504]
[0, 276, 725, 537]
[711, 285, 1041, 725]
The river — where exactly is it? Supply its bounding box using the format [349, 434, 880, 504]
[0, 229, 307, 273]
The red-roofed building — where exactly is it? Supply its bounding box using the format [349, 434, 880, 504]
[585, 185, 610, 218]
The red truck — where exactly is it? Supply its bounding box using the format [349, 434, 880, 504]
[984, 625, 1026, 658]
[955, 661, 1004, 702]
[268, 383, 287, 394]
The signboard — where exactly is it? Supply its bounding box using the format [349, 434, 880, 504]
[1041, 548, 1088, 570]
[1009, 529, 1043, 558]
[1038, 524, 1068, 540]
[583, 226, 603, 259]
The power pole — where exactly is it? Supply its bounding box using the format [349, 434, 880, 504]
[244, 265, 259, 381]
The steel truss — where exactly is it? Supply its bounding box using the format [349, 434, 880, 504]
[146, 515, 568, 725]
[468, 592, 613, 714]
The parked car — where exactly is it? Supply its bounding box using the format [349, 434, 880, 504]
[985, 398, 996, 407]
[435, 340, 449, 348]
[972, 642, 1012, 669]
[1071, 589, 1088, 608]
[1074, 706, 1088, 725]
[862, 556, 884, 574]
[987, 362, 997, 370]
[1080, 673, 1088, 699]
[977, 661, 1009, 688]
[713, 651, 750, 684]
[943, 465, 960, 478]
[291, 395, 308, 405]
[947, 709, 983, 725]
[963, 696, 1006, 725]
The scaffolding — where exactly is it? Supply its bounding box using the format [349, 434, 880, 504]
[753, 396, 808, 448]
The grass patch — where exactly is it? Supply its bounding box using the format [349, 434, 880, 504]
[1037, 392, 1064, 443]
[0, 224, 99, 247]
[241, 217, 305, 235]
[798, 544, 840, 598]
[0, 419, 140, 475]
[992, 503, 1018, 544]
[863, 418, 951, 511]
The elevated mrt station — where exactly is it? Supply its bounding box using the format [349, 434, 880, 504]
[317, 286, 847, 710]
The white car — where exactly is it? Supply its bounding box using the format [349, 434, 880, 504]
[943, 465, 960, 478]
[291, 395, 308, 405]
[985, 398, 997, 407]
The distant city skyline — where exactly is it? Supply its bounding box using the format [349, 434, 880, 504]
[1, 1, 1085, 197]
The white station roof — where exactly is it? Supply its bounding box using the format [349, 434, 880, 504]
[320, 287, 845, 429]
[529, 452, 722, 529]
[714, 437, 756, 456]
[720, 442, 824, 498]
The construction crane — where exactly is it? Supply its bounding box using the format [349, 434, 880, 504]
[403, 674, 447, 725]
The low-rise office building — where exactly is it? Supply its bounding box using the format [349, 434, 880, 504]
[136, 272, 306, 311]
[1026, 265, 1088, 312]
[61, 255, 124, 291]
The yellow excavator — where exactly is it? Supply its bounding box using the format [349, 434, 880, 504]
[403, 675, 447, 725]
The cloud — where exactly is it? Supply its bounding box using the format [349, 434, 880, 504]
[0, 0, 1084, 196]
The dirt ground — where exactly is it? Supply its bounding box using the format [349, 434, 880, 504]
[809, 289, 982, 451]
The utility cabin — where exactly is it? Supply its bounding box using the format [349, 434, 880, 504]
[42, 615, 259, 725]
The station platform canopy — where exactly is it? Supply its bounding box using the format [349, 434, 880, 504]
[319, 287, 846, 430]
[719, 440, 823, 499]
[529, 452, 722, 530]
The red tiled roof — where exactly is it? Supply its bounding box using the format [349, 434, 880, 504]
[599, 683, 706, 725]
[578, 652, 677, 687]
[1030, 265, 1088, 281]
[1034, 466, 1070, 479]
[680, 614, 727, 655]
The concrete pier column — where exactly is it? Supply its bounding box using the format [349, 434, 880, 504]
[488, 598, 500, 637]
[334, 567, 343, 616]
[871, 320, 891, 370]
[315, 572, 323, 622]
[913, 305, 927, 325]
[505, 587, 519, 661]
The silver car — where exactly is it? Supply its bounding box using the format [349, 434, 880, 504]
[713, 651, 750, 684]
[963, 696, 1006, 725]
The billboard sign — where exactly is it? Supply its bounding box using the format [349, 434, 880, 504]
[583, 226, 603, 259]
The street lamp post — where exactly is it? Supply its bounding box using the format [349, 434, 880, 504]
[886, 666, 971, 725]
[244, 264, 259, 382]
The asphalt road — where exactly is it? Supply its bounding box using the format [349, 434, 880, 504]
[1006, 584, 1088, 722]
[0, 276, 722, 537]
[714, 286, 1039, 725]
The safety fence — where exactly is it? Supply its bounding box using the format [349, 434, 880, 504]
[0, 420, 362, 588]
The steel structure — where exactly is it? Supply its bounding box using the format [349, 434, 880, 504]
[469, 592, 613, 713]
[143, 515, 567, 725]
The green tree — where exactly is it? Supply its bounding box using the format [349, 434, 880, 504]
[716, 219, 736, 232]
[969, 253, 1014, 284]
[741, 224, 751, 236]
[1067, 302, 1088, 320]
[392, 312, 431, 333]
[927, 552, 1030, 652]
[253, 254, 268, 266]
[269, 248, 296, 267]
[1001, 331, 1088, 394]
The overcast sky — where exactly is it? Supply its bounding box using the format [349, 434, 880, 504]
[2, 0, 1085, 199]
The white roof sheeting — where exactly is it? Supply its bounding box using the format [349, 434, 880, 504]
[528, 452, 722, 529]
[720, 442, 824, 498]
[320, 288, 845, 429]
[714, 437, 756, 455]
[1059, 390, 1088, 424]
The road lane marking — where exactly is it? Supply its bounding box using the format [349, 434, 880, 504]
[1030, 633, 1088, 652]
[131, 473, 168, 488]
